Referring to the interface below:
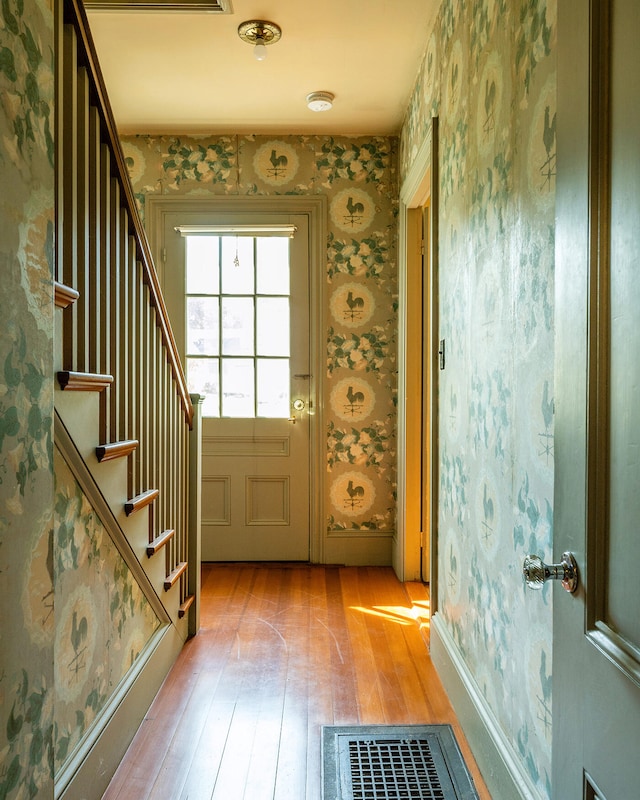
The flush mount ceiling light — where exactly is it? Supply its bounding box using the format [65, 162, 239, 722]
[306, 91, 334, 112]
[238, 20, 282, 61]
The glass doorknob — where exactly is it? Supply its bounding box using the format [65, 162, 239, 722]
[523, 552, 579, 593]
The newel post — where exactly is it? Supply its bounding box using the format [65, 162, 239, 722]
[188, 394, 204, 637]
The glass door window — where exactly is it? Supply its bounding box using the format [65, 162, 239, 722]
[184, 235, 291, 418]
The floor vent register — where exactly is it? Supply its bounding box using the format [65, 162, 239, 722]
[322, 725, 480, 800]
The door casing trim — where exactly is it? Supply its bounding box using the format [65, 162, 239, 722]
[396, 120, 439, 587]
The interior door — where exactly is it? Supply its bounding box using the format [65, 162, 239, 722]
[162, 212, 311, 562]
[554, 0, 640, 797]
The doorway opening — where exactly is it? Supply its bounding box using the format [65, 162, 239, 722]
[397, 119, 439, 595]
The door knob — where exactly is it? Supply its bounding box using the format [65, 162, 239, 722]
[288, 398, 306, 424]
[523, 552, 579, 593]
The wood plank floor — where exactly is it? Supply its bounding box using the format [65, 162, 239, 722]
[102, 564, 491, 800]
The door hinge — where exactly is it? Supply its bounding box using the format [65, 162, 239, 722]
[161, 246, 167, 263]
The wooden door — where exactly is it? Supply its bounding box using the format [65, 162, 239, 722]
[554, 0, 640, 797]
[162, 212, 312, 562]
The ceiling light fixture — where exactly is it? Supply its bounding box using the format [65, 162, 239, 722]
[306, 91, 334, 112]
[238, 20, 282, 61]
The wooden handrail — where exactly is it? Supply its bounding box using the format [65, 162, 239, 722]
[64, 0, 193, 427]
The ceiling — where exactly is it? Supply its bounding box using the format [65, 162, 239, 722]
[85, 0, 439, 136]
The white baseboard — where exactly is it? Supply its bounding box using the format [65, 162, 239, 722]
[430, 613, 542, 800]
[56, 623, 184, 800]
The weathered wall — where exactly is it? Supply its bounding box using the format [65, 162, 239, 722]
[400, 0, 556, 795]
[53, 449, 161, 774]
[0, 0, 55, 796]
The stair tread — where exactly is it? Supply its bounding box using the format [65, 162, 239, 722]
[146, 528, 175, 557]
[124, 488, 159, 516]
[57, 371, 113, 391]
[178, 594, 195, 618]
[96, 439, 139, 463]
[164, 561, 188, 591]
[54, 281, 80, 308]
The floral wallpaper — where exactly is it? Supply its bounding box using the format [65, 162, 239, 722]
[401, 0, 556, 797]
[0, 0, 559, 796]
[120, 134, 399, 543]
[53, 449, 161, 774]
[0, 0, 55, 797]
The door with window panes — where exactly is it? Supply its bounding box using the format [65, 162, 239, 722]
[166, 218, 311, 561]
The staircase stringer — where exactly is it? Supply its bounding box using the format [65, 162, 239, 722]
[54, 409, 176, 630]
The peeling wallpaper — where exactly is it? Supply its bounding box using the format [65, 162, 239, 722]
[121, 134, 399, 541]
[0, 0, 55, 796]
[400, 0, 556, 796]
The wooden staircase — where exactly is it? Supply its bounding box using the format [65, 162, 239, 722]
[54, 0, 199, 626]
[54, 279, 197, 628]
[52, 1, 203, 797]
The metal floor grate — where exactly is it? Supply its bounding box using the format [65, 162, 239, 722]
[322, 725, 479, 800]
[348, 738, 445, 799]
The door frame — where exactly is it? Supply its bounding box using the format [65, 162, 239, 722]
[396, 118, 439, 586]
[145, 194, 327, 563]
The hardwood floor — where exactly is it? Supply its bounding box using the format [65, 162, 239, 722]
[102, 564, 491, 799]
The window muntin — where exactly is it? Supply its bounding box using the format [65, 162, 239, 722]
[185, 235, 291, 418]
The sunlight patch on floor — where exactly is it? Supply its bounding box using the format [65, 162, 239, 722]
[349, 601, 431, 631]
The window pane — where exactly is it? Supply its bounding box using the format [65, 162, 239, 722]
[187, 357, 219, 417]
[187, 297, 219, 355]
[222, 359, 254, 417]
[221, 237, 254, 294]
[256, 237, 289, 295]
[257, 359, 289, 417]
[257, 297, 289, 356]
[222, 297, 254, 355]
[186, 236, 219, 294]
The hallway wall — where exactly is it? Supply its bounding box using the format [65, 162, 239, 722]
[0, 0, 56, 797]
[53, 449, 163, 775]
[121, 134, 399, 563]
[400, 0, 556, 796]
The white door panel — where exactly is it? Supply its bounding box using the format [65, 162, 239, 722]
[162, 211, 311, 562]
[200, 416, 310, 561]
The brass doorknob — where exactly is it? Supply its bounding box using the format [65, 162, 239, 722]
[289, 398, 306, 424]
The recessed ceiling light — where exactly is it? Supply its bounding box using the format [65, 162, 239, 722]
[306, 91, 334, 112]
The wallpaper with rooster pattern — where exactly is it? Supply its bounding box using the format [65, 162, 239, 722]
[121, 134, 400, 544]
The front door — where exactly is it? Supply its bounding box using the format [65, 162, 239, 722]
[162, 211, 312, 562]
[554, 0, 640, 797]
